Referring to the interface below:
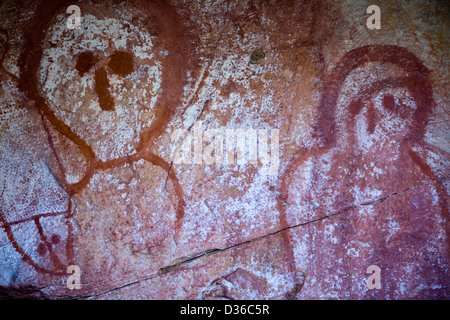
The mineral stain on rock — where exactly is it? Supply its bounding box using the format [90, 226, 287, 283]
[249, 49, 265, 64]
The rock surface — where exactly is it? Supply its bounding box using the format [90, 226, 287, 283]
[0, 0, 448, 299]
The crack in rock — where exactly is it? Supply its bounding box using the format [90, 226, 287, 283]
[44, 176, 448, 299]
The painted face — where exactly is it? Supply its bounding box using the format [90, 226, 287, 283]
[336, 62, 417, 153]
[353, 88, 416, 151]
[39, 5, 165, 162]
[9, 0, 193, 277]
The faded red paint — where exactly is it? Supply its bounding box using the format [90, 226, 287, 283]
[0, 0, 447, 299]
[278, 45, 449, 298]
[3, 0, 199, 275]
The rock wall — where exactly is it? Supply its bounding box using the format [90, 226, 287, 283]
[0, 0, 448, 299]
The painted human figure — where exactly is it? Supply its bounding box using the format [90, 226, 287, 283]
[278, 45, 449, 298]
[1, 0, 195, 278]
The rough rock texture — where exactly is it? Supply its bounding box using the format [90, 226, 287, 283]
[0, 0, 448, 299]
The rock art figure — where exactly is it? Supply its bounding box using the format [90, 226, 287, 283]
[278, 45, 449, 298]
[1, 0, 197, 276]
[0, 0, 447, 300]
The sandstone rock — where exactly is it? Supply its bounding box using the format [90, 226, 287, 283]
[0, 0, 448, 299]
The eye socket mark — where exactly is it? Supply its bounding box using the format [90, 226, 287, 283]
[348, 94, 412, 135]
[50, 234, 61, 244]
[75, 50, 134, 111]
[75, 50, 134, 76]
[75, 51, 97, 77]
[36, 234, 61, 256]
[383, 95, 395, 112]
[108, 51, 134, 76]
[383, 94, 415, 120]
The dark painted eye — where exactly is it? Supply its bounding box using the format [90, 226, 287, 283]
[108, 50, 134, 76]
[348, 98, 363, 116]
[383, 94, 415, 119]
[382, 94, 395, 112]
[75, 50, 134, 112]
[50, 234, 61, 245]
[75, 51, 97, 77]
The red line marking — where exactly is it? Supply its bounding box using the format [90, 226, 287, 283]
[14, 0, 199, 275]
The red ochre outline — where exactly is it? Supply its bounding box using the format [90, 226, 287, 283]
[0, 0, 198, 276]
[277, 45, 449, 298]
